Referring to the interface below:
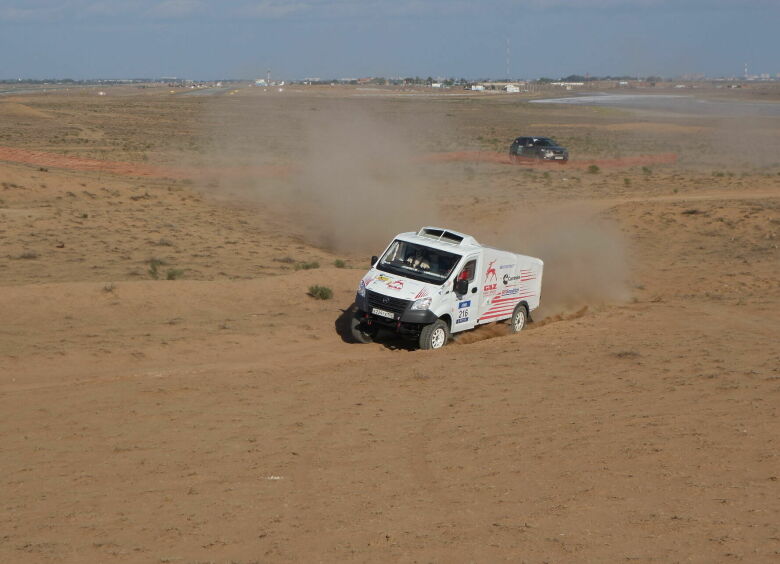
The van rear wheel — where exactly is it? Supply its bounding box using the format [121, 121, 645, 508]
[419, 320, 449, 350]
[509, 304, 527, 333]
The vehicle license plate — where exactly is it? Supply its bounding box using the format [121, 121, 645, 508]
[554, 156, 564, 159]
[372, 307, 394, 319]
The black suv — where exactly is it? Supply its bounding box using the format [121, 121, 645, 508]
[509, 136, 569, 163]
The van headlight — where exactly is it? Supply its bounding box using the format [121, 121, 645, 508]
[411, 297, 432, 310]
[357, 280, 366, 297]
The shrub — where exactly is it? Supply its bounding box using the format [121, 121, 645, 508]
[308, 285, 333, 300]
[166, 268, 184, 280]
[294, 261, 320, 271]
[334, 259, 346, 268]
[147, 258, 166, 279]
[587, 164, 600, 174]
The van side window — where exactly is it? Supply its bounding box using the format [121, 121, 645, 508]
[457, 260, 476, 283]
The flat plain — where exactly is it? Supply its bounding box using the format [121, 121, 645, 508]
[1, 83, 778, 563]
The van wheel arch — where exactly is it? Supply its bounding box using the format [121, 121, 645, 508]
[519, 301, 532, 322]
[509, 302, 530, 333]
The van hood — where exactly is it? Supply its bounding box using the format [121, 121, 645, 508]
[361, 269, 439, 302]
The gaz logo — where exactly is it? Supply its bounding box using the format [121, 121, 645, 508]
[483, 283, 497, 292]
[484, 260, 497, 282]
[458, 300, 471, 309]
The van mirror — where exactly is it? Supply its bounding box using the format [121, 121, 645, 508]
[370, 255, 378, 266]
[454, 279, 469, 296]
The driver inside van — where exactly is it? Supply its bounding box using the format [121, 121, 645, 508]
[406, 248, 431, 271]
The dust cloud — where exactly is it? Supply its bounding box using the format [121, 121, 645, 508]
[197, 97, 439, 254]
[196, 94, 631, 318]
[291, 106, 439, 252]
[479, 204, 631, 318]
[453, 322, 509, 345]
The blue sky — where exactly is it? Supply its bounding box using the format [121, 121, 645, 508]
[0, 0, 777, 80]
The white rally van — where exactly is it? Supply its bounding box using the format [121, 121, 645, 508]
[351, 227, 543, 349]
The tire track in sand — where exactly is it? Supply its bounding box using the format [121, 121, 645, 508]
[0, 145, 677, 180]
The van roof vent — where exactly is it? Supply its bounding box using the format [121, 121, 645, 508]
[418, 226, 478, 246]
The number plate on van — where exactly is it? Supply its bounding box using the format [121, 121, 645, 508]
[371, 307, 394, 319]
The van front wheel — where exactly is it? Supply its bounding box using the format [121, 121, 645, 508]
[510, 304, 527, 333]
[419, 320, 449, 350]
[350, 314, 375, 344]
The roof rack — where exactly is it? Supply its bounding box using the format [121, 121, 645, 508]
[417, 226, 479, 247]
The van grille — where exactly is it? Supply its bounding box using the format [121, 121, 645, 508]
[367, 291, 410, 314]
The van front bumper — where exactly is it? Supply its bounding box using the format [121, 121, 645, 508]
[355, 292, 438, 326]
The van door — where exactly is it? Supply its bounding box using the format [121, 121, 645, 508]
[476, 252, 504, 324]
[450, 256, 480, 332]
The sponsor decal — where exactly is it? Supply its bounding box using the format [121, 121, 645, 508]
[503, 273, 523, 285]
[376, 274, 391, 283]
[458, 300, 471, 309]
[502, 288, 519, 296]
[484, 260, 498, 283]
[499, 264, 514, 270]
[387, 279, 404, 290]
[483, 283, 498, 292]
[455, 316, 470, 324]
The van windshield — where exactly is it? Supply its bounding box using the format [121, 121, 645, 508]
[377, 240, 461, 285]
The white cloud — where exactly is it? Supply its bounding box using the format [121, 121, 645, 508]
[146, 0, 205, 18]
[235, 1, 311, 19]
[0, 0, 773, 23]
[0, 2, 69, 22]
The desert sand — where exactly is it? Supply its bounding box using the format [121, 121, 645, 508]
[1, 84, 778, 562]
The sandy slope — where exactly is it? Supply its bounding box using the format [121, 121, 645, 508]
[1, 86, 779, 563]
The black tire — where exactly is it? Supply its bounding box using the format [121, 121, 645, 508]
[350, 313, 375, 344]
[419, 319, 449, 350]
[509, 304, 527, 334]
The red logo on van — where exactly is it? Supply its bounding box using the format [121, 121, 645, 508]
[484, 260, 497, 283]
[387, 280, 404, 290]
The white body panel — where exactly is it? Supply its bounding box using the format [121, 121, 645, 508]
[358, 227, 543, 334]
